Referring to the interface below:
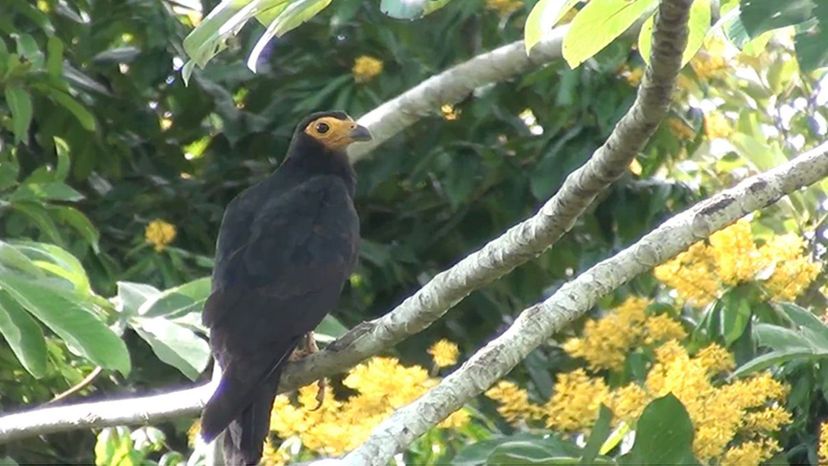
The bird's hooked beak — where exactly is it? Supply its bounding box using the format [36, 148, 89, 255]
[349, 124, 372, 142]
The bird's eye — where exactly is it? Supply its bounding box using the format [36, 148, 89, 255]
[316, 122, 330, 134]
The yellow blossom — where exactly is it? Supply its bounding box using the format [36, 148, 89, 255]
[352, 56, 383, 83]
[485, 380, 542, 424]
[606, 383, 648, 424]
[704, 111, 734, 139]
[485, 0, 522, 16]
[544, 369, 609, 433]
[720, 438, 781, 466]
[441, 104, 460, 121]
[261, 441, 292, 466]
[643, 314, 687, 344]
[820, 421, 828, 463]
[562, 297, 649, 371]
[186, 419, 200, 447]
[145, 219, 176, 252]
[667, 117, 695, 140]
[438, 408, 471, 429]
[621, 66, 644, 87]
[709, 220, 761, 285]
[695, 343, 735, 374]
[742, 406, 792, 433]
[654, 242, 720, 307]
[428, 339, 460, 368]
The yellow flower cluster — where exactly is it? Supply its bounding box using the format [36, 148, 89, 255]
[352, 56, 383, 83]
[654, 220, 821, 306]
[690, 40, 729, 80]
[487, 306, 792, 465]
[441, 104, 460, 121]
[485, 380, 543, 424]
[620, 66, 644, 87]
[485, 0, 523, 16]
[562, 297, 686, 371]
[820, 421, 828, 464]
[265, 351, 469, 460]
[704, 111, 734, 139]
[666, 117, 695, 140]
[428, 339, 460, 368]
[145, 219, 176, 252]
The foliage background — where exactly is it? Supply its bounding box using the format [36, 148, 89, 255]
[1, 0, 828, 464]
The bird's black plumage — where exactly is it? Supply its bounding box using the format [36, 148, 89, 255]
[200, 111, 370, 465]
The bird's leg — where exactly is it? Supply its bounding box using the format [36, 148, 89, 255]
[289, 332, 326, 410]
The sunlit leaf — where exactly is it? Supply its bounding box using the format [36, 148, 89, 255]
[0, 290, 47, 378]
[525, 0, 580, 54]
[563, 0, 656, 68]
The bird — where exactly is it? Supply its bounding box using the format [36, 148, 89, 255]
[199, 111, 370, 465]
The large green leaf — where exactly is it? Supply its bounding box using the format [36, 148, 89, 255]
[452, 433, 580, 466]
[795, 1, 828, 72]
[379, 0, 452, 19]
[139, 277, 210, 318]
[619, 394, 698, 465]
[562, 0, 656, 68]
[12, 241, 92, 295]
[580, 405, 612, 464]
[247, 0, 334, 72]
[525, 0, 580, 53]
[0, 272, 130, 375]
[0, 290, 47, 378]
[132, 317, 210, 380]
[10, 181, 84, 202]
[487, 439, 581, 464]
[739, 0, 814, 37]
[638, 0, 711, 66]
[5, 84, 33, 145]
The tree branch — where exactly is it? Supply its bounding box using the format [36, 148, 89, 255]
[342, 139, 828, 466]
[348, 26, 569, 163]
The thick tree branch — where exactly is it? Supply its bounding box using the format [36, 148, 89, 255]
[342, 138, 828, 466]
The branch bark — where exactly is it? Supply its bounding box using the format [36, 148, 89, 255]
[342, 138, 828, 466]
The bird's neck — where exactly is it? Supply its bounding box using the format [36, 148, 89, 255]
[280, 141, 356, 196]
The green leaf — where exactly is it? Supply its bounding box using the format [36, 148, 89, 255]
[139, 277, 210, 318]
[452, 434, 581, 466]
[619, 394, 698, 465]
[638, 0, 710, 66]
[50, 206, 101, 253]
[739, 0, 814, 37]
[12, 240, 92, 294]
[11, 182, 84, 202]
[114, 281, 160, 316]
[53, 137, 71, 181]
[45, 89, 97, 131]
[777, 303, 828, 343]
[525, 0, 580, 53]
[46, 35, 64, 77]
[379, 0, 452, 19]
[10, 202, 63, 244]
[0, 240, 43, 278]
[5, 84, 33, 145]
[0, 290, 47, 378]
[795, 2, 828, 71]
[580, 405, 612, 464]
[247, 0, 334, 72]
[719, 288, 752, 346]
[754, 323, 812, 350]
[0, 272, 130, 375]
[132, 317, 210, 380]
[488, 440, 581, 464]
[733, 348, 817, 376]
[563, 0, 656, 68]
[314, 314, 349, 343]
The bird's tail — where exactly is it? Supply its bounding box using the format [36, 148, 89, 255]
[222, 385, 279, 465]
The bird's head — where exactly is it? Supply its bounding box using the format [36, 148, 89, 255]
[294, 111, 372, 152]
